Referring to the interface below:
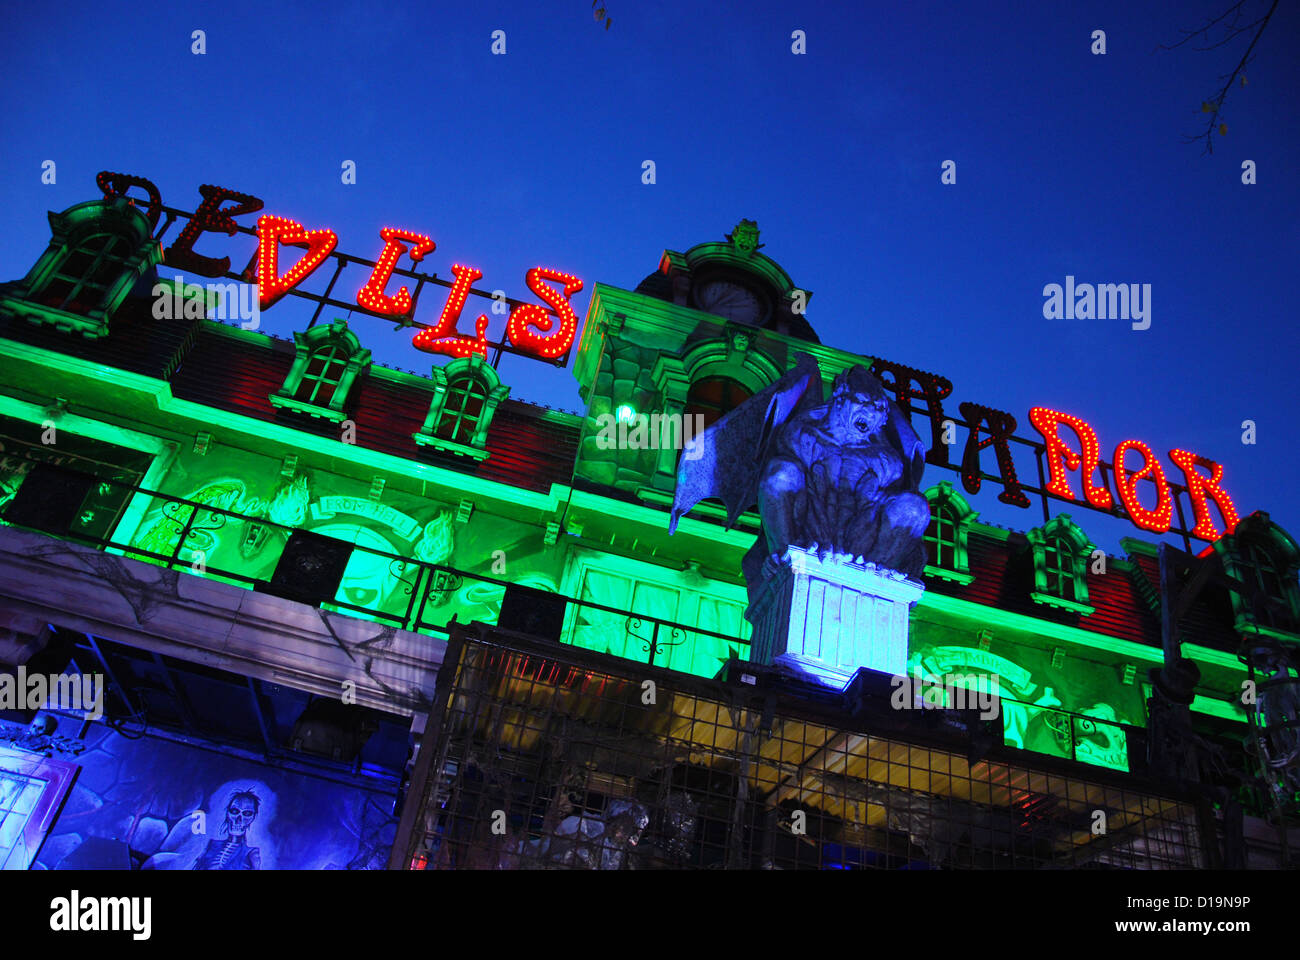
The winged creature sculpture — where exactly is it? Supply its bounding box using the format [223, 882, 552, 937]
[670, 354, 930, 602]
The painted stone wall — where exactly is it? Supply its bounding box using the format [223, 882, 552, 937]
[1, 717, 397, 870]
[575, 337, 664, 491]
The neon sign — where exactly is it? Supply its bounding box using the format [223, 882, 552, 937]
[870, 360, 1241, 543]
[95, 171, 584, 363]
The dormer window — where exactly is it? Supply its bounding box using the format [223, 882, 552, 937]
[0, 197, 160, 338]
[270, 320, 371, 422]
[1027, 515, 1095, 615]
[414, 354, 509, 460]
[923, 481, 976, 584]
[1217, 511, 1300, 637]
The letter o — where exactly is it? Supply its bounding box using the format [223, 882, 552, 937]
[1114, 440, 1172, 533]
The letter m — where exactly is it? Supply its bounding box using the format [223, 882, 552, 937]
[209, 282, 241, 321]
[1098, 283, 1128, 321]
[53, 673, 80, 710]
[101, 897, 130, 930]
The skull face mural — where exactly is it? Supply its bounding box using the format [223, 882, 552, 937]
[225, 793, 258, 837]
[192, 790, 263, 870]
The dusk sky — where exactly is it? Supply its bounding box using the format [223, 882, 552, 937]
[2, 0, 1296, 554]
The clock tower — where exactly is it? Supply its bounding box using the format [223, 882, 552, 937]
[571, 221, 874, 504]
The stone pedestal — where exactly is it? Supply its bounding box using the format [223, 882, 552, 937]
[745, 546, 924, 688]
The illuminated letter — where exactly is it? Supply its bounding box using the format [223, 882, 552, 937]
[958, 402, 1031, 507]
[1029, 407, 1113, 509]
[95, 170, 163, 231]
[166, 184, 264, 277]
[412, 264, 489, 359]
[506, 267, 583, 359]
[1113, 439, 1172, 533]
[870, 359, 955, 467]
[356, 228, 436, 316]
[1169, 448, 1240, 540]
[255, 215, 338, 309]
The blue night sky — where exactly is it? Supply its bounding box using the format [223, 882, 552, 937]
[1, 1, 1297, 554]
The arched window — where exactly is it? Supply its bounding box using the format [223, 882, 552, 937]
[37, 232, 136, 313]
[923, 481, 975, 584]
[414, 355, 510, 460]
[1042, 536, 1076, 601]
[0, 197, 159, 338]
[927, 506, 958, 569]
[295, 341, 351, 406]
[1027, 515, 1095, 615]
[436, 375, 489, 444]
[1217, 512, 1300, 636]
[270, 320, 371, 422]
[684, 376, 751, 430]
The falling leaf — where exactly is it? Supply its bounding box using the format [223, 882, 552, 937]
[606, 17, 611, 29]
[1201, 101, 1212, 113]
[1219, 123, 1227, 135]
[1240, 74, 1248, 86]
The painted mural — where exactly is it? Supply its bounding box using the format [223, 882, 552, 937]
[906, 633, 1142, 772]
[0, 716, 398, 870]
[0, 417, 153, 542]
[120, 443, 566, 633]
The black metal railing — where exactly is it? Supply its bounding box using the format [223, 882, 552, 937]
[0, 447, 749, 676]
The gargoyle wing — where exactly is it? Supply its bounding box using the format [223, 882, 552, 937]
[885, 397, 926, 489]
[669, 352, 822, 534]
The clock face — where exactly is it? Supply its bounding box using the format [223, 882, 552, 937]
[694, 280, 764, 325]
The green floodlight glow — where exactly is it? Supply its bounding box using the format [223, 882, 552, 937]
[615, 404, 636, 424]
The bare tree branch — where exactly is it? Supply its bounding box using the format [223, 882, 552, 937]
[1159, 0, 1281, 154]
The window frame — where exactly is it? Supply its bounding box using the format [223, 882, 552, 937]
[1026, 514, 1095, 615]
[922, 481, 976, 585]
[0, 197, 160, 338]
[270, 319, 372, 422]
[413, 354, 509, 460]
[1215, 511, 1300, 640]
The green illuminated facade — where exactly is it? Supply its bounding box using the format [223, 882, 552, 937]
[3, 199, 1298, 869]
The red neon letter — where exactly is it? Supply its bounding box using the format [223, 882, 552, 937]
[959, 402, 1031, 507]
[357, 228, 436, 316]
[1169, 448, 1240, 540]
[1113, 440, 1172, 533]
[411, 264, 489, 359]
[96, 170, 163, 231]
[166, 184, 264, 278]
[506, 267, 583, 359]
[870, 360, 955, 467]
[255, 215, 338, 309]
[1029, 407, 1113, 509]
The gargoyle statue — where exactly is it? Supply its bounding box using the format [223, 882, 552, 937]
[670, 353, 929, 599]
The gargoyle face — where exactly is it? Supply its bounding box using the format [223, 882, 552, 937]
[825, 366, 894, 445]
[827, 390, 890, 445]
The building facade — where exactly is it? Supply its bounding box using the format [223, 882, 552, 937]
[1, 192, 1297, 870]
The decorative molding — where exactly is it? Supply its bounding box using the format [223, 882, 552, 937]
[269, 319, 371, 422]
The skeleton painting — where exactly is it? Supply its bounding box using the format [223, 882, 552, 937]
[191, 789, 264, 870]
